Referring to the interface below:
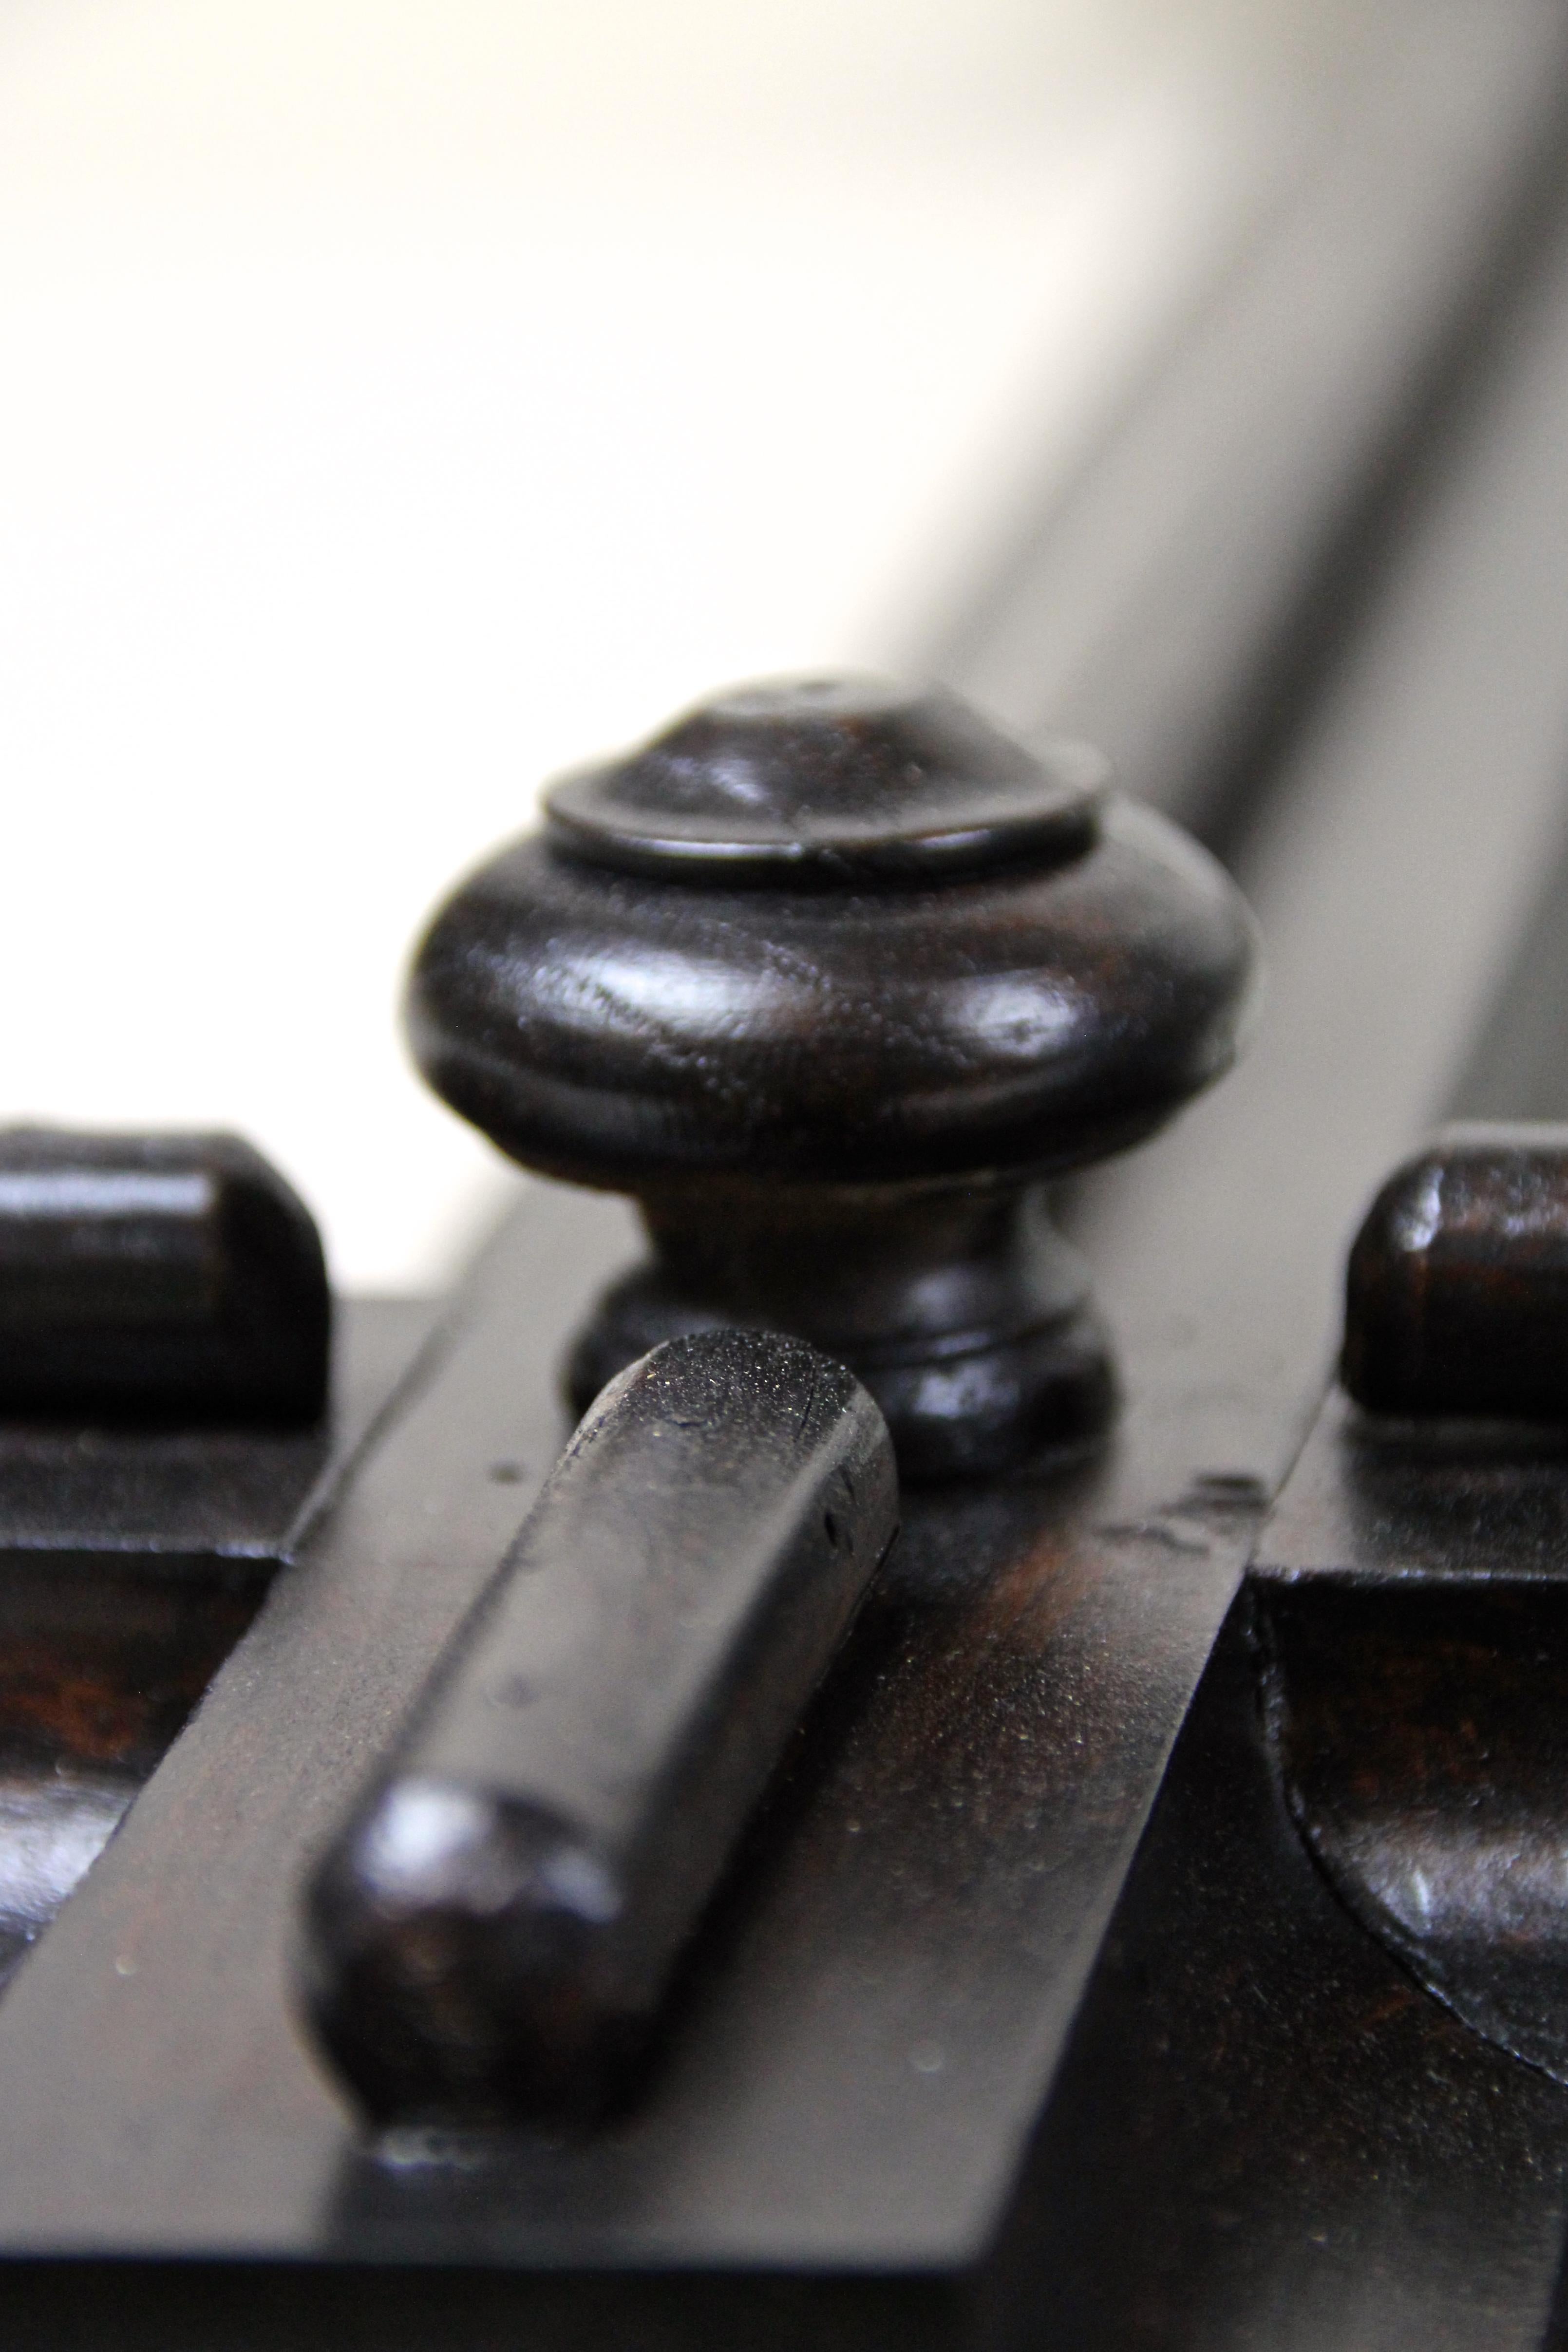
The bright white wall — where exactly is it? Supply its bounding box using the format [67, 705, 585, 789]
[0, 1, 1346, 1288]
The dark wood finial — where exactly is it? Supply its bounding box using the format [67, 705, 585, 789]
[406, 675, 1259, 1476]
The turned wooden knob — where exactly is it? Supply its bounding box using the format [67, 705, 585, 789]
[406, 676, 1258, 1477]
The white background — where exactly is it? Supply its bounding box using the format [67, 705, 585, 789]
[0, 1, 1356, 1288]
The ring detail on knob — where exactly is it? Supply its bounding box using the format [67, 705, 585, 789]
[406, 675, 1259, 1478]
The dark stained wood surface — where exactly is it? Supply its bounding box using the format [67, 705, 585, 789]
[0, 1180, 1256, 2304]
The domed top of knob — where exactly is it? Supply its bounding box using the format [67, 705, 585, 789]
[543, 675, 1104, 883]
[407, 675, 1258, 1193]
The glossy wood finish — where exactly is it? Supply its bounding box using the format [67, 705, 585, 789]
[0, 1130, 329, 1427]
[1343, 1124, 1568, 1418]
[408, 679, 1258, 1476]
[0, 1295, 431, 2000]
[5, 17, 1568, 2343]
[0, 1181, 1262, 2349]
[542, 677, 1104, 885]
[303, 1331, 896, 2127]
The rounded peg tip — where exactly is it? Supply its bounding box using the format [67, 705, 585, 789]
[1343, 1124, 1568, 1421]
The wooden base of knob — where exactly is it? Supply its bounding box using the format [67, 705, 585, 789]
[565, 1182, 1115, 1481]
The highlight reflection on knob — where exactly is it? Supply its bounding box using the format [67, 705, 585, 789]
[407, 675, 1259, 1477]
